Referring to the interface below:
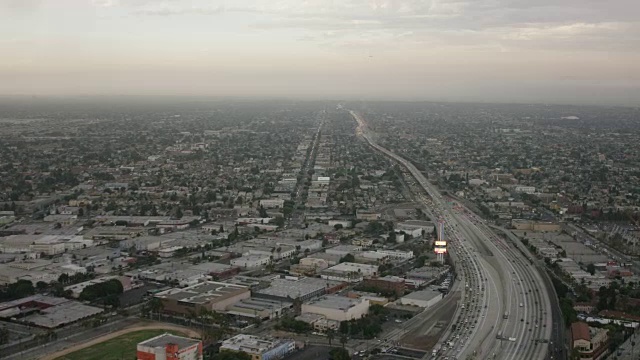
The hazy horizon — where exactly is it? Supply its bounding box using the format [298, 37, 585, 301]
[2, 0, 639, 106]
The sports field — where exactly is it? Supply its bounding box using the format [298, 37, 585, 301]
[54, 329, 189, 360]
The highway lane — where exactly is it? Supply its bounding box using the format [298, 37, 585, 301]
[452, 208, 553, 360]
[492, 225, 567, 360]
[350, 110, 552, 360]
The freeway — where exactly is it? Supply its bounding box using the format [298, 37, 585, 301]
[350, 110, 553, 360]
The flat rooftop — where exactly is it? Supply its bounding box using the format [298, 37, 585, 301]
[401, 288, 443, 301]
[139, 333, 200, 349]
[221, 334, 287, 353]
[156, 281, 248, 304]
[326, 262, 378, 272]
[255, 277, 342, 298]
[305, 295, 365, 311]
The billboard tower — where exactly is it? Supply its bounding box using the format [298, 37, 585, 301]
[434, 219, 447, 263]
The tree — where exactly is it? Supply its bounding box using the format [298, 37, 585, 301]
[0, 327, 9, 345]
[147, 297, 164, 320]
[339, 254, 355, 263]
[327, 328, 335, 346]
[0, 279, 35, 301]
[329, 348, 350, 360]
[274, 216, 286, 228]
[339, 334, 348, 349]
[586, 263, 596, 276]
[36, 281, 48, 292]
[217, 350, 253, 360]
[78, 279, 123, 303]
[58, 273, 70, 285]
[259, 205, 268, 218]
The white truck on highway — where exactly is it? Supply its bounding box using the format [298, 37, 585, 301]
[432, 345, 440, 357]
[508, 337, 517, 342]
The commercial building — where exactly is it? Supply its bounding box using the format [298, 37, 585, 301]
[220, 334, 295, 360]
[155, 281, 250, 316]
[395, 221, 435, 238]
[289, 257, 330, 276]
[301, 295, 369, 321]
[511, 219, 561, 232]
[0, 259, 87, 285]
[355, 210, 381, 221]
[514, 186, 536, 194]
[320, 262, 378, 283]
[355, 251, 389, 264]
[226, 297, 292, 320]
[231, 254, 272, 268]
[137, 333, 203, 360]
[570, 322, 609, 360]
[0, 234, 92, 255]
[405, 265, 450, 288]
[253, 276, 346, 302]
[375, 249, 414, 260]
[259, 199, 285, 209]
[363, 276, 406, 296]
[399, 289, 443, 308]
[325, 245, 362, 256]
[0, 295, 103, 328]
[305, 253, 341, 266]
[295, 313, 339, 332]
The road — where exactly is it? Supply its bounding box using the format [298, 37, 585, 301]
[291, 114, 324, 228]
[491, 225, 567, 360]
[350, 110, 553, 360]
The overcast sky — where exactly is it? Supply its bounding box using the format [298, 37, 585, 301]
[1, 0, 639, 105]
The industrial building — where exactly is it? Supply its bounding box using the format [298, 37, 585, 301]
[230, 254, 272, 268]
[254, 276, 346, 302]
[399, 288, 444, 308]
[220, 334, 295, 360]
[137, 333, 202, 360]
[226, 297, 292, 320]
[363, 276, 406, 296]
[295, 313, 339, 332]
[325, 245, 362, 256]
[0, 295, 103, 328]
[301, 295, 369, 321]
[321, 262, 378, 283]
[155, 281, 250, 316]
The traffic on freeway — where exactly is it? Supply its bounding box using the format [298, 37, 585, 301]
[350, 110, 554, 360]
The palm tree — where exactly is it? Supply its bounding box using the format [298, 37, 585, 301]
[340, 334, 348, 349]
[327, 329, 335, 346]
[148, 298, 164, 321]
[187, 309, 197, 328]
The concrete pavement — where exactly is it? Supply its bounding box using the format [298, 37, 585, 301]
[350, 110, 553, 360]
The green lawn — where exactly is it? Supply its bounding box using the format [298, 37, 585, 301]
[55, 329, 189, 360]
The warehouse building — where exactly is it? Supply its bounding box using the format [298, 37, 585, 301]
[253, 276, 346, 302]
[155, 281, 250, 316]
[320, 262, 378, 283]
[220, 334, 295, 360]
[399, 288, 443, 308]
[301, 295, 369, 321]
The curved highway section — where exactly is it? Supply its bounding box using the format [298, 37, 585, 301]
[350, 110, 553, 360]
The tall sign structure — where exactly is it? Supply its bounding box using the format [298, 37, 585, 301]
[434, 219, 447, 263]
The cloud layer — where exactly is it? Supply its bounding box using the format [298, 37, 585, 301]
[0, 0, 638, 104]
